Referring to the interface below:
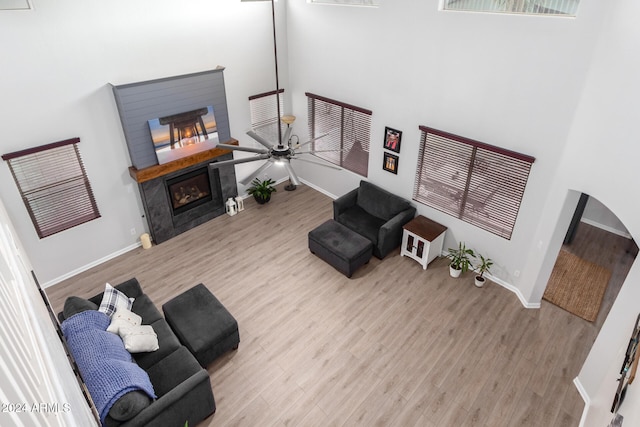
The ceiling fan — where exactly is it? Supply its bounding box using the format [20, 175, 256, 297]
[209, 0, 341, 191]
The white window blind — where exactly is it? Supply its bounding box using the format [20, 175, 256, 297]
[310, 0, 380, 6]
[306, 92, 371, 177]
[249, 89, 284, 144]
[2, 138, 101, 239]
[413, 126, 534, 239]
[443, 0, 579, 16]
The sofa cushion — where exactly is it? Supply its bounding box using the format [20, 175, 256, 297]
[357, 180, 411, 221]
[337, 204, 385, 245]
[98, 283, 134, 318]
[145, 346, 203, 397]
[63, 296, 98, 319]
[108, 390, 152, 421]
[132, 319, 181, 370]
[132, 294, 164, 325]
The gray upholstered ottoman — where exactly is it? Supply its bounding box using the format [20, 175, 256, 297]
[308, 219, 373, 278]
[162, 284, 239, 367]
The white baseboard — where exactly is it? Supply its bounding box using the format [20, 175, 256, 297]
[300, 178, 339, 200]
[580, 218, 632, 239]
[438, 251, 539, 309]
[573, 376, 590, 427]
[488, 273, 541, 309]
[42, 242, 141, 289]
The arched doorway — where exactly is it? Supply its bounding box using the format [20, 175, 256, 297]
[543, 192, 637, 329]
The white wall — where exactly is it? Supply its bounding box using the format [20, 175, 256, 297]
[582, 196, 630, 238]
[285, 0, 606, 298]
[0, 0, 288, 285]
[545, 0, 640, 423]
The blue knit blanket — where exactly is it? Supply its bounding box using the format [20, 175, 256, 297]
[61, 310, 156, 424]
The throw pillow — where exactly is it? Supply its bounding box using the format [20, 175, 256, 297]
[119, 325, 159, 353]
[106, 307, 142, 335]
[63, 296, 98, 319]
[98, 283, 134, 318]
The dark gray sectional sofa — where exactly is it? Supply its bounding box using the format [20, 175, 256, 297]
[59, 278, 215, 427]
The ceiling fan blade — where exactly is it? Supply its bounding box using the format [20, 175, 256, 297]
[210, 154, 270, 168]
[292, 157, 343, 170]
[247, 130, 275, 149]
[217, 143, 269, 155]
[295, 132, 330, 150]
[239, 161, 274, 186]
[295, 149, 346, 154]
[283, 161, 301, 186]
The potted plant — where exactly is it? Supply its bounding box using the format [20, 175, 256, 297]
[247, 177, 276, 204]
[446, 242, 475, 278]
[473, 254, 493, 287]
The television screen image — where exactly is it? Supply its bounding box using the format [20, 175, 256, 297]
[148, 106, 219, 164]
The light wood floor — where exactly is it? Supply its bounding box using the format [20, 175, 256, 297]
[47, 183, 631, 426]
[559, 222, 637, 329]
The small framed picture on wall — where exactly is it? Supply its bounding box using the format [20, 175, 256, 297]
[383, 127, 402, 153]
[383, 152, 399, 174]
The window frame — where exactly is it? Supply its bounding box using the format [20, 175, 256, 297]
[0, 0, 32, 11]
[441, 0, 579, 17]
[248, 89, 285, 144]
[2, 138, 101, 238]
[306, 92, 372, 177]
[413, 126, 535, 240]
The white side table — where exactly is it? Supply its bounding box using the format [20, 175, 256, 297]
[401, 216, 447, 270]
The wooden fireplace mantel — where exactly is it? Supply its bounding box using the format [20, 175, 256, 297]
[128, 138, 238, 183]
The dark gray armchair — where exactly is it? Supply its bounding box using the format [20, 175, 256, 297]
[333, 180, 416, 259]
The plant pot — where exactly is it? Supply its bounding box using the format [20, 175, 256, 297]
[475, 276, 485, 287]
[449, 265, 462, 278]
[253, 194, 271, 204]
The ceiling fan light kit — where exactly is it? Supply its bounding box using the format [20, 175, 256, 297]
[209, 0, 342, 192]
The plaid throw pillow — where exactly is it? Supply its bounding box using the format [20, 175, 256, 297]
[98, 283, 134, 318]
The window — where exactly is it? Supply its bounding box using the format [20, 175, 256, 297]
[2, 138, 101, 238]
[442, 0, 579, 16]
[413, 126, 534, 239]
[249, 89, 284, 144]
[0, 0, 32, 10]
[310, 0, 380, 6]
[306, 92, 371, 177]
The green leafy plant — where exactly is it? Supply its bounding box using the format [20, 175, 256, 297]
[247, 177, 277, 203]
[446, 242, 475, 273]
[474, 254, 493, 279]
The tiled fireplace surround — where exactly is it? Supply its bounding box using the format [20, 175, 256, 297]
[129, 144, 238, 244]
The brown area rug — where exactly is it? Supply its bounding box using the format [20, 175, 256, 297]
[543, 249, 612, 322]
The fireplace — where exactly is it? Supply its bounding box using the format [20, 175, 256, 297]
[129, 146, 238, 244]
[166, 167, 212, 216]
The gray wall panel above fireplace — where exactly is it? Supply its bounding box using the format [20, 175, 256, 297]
[112, 67, 231, 170]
